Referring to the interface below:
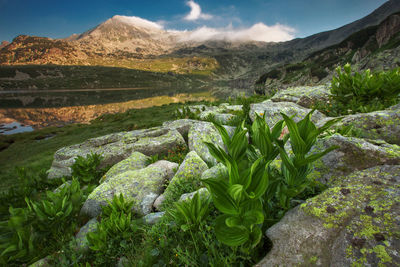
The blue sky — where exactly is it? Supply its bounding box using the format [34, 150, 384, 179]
[0, 0, 388, 42]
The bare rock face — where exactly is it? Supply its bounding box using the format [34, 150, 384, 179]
[376, 14, 400, 47]
[257, 165, 400, 267]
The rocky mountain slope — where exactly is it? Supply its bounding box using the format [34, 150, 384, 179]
[256, 12, 400, 94]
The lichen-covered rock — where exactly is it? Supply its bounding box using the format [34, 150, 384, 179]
[29, 256, 52, 267]
[179, 188, 210, 202]
[48, 127, 185, 179]
[256, 165, 400, 267]
[337, 108, 400, 145]
[100, 152, 149, 183]
[74, 218, 98, 252]
[188, 122, 234, 166]
[163, 151, 208, 203]
[249, 100, 326, 127]
[308, 134, 400, 184]
[162, 119, 199, 138]
[81, 160, 178, 218]
[271, 84, 331, 108]
[201, 163, 228, 180]
[143, 212, 165, 225]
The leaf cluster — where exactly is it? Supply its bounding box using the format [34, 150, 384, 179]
[328, 63, 400, 115]
[203, 111, 340, 250]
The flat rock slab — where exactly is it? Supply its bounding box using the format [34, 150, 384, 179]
[257, 165, 400, 267]
[271, 85, 331, 108]
[337, 108, 400, 145]
[249, 100, 326, 127]
[308, 134, 400, 184]
[81, 160, 178, 218]
[48, 127, 185, 179]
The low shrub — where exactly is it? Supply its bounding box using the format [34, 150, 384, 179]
[71, 152, 107, 185]
[321, 64, 400, 115]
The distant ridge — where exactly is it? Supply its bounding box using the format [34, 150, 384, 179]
[285, 0, 400, 51]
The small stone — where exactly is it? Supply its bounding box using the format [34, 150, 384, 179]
[340, 188, 351, 195]
[373, 233, 386, 242]
[350, 237, 366, 248]
[364, 205, 374, 214]
[326, 205, 336, 213]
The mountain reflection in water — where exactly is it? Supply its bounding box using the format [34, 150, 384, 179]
[0, 92, 215, 130]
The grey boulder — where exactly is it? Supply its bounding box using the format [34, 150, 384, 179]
[257, 165, 400, 267]
[80, 160, 178, 218]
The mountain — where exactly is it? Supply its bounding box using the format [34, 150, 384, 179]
[255, 12, 400, 94]
[1, 0, 400, 90]
[282, 0, 400, 52]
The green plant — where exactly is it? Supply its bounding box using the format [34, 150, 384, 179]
[26, 179, 85, 241]
[169, 192, 211, 231]
[101, 193, 135, 218]
[161, 144, 189, 164]
[275, 112, 341, 210]
[71, 152, 105, 184]
[169, 192, 211, 257]
[202, 111, 340, 251]
[87, 194, 142, 266]
[0, 179, 85, 265]
[174, 106, 201, 120]
[329, 63, 400, 115]
[202, 122, 271, 250]
[146, 154, 159, 165]
[0, 206, 36, 264]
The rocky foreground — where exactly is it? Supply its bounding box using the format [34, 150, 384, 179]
[43, 84, 400, 266]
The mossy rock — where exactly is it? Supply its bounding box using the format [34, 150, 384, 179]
[74, 218, 98, 252]
[100, 151, 149, 183]
[338, 108, 400, 145]
[249, 100, 326, 127]
[308, 134, 400, 184]
[188, 122, 232, 166]
[258, 165, 400, 267]
[81, 160, 178, 218]
[271, 84, 331, 108]
[161, 151, 208, 208]
[48, 127, 185, 179]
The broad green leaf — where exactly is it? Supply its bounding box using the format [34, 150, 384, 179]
[202, 177, 239, 215]
[215, 215, 249, 246]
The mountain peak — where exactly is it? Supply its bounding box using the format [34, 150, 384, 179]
[110, 15, 164, 30]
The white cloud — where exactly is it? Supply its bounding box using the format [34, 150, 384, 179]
[177, 23, 296, 43]
[184, 1, 213, 21]
[113, 15, 164, 30]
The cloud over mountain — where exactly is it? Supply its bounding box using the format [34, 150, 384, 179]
[184, 0, 213, 21]
[177, 23, 296, 42]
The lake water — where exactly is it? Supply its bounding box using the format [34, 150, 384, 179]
[0, 88, 215, 133]
[0, 122, 34, 135]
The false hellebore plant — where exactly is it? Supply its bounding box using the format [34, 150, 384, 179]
[202, 110, 340, 251]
